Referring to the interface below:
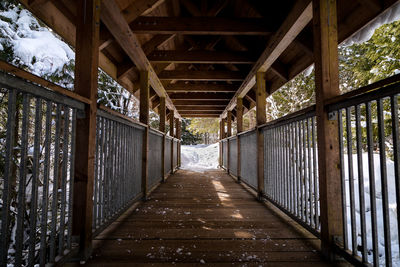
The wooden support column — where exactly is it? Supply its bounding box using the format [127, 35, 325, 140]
[160, 97, 166, 181]
[227, 111, 232, 137]
[256, 72, 266, 199]
[72, 0, 100, 260]
[140, 70, 150, 200]
[313, 0, 343, 259]
[170, 110, 175, 172]
[227, 111, 232, 172]
[237, 97, 243, 182]
[177, 119, 182, 167]
[219, 119, 224, 167]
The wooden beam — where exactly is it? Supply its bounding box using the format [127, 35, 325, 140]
[173, 100, 229, 106]
[159, 70, 246, 81]
[179, 111, 222, 115]
[180, 0, 202, 16]
[148, 51, 256, 64]
[169, 109, 175, 137]
[221, 0, 312, 118]
[122, 0, 166, 23]
[237, 97, 243, 133]
[140, 70, 150, 200]
[72, 0, 100, 260]
[159, 97, 166, 132]
[270, 61, 289, 82]
[227, 111, 232, 137]
[177, 106, 225, 111]
[169, 93, 234, 100]
[313, 0, 343, 259]
[101, 0, 181, 118]
[182, 114, 220, 118]
[130, 17, 274, 35]
[207, 0, 229, 16]
[165, 83, 237, 93]
[256, 72, 266, 200]
[142, 34, 176, 55]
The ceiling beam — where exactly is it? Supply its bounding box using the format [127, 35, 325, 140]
[179, 111, 222, 115]
[159, 70, 246, 81]
[173, 100, 229, 106]
[182, 114, 220, 118]
[148, 50, 256, 64]
[101, 0, 181, 118]
[176, 106, 225, 111]
[165, 83, 237, 93]
[142, 34, 176, 55]
[130, 17, 274, 35]
[169, 93, 234, 100]
[221, 0, 313, 118]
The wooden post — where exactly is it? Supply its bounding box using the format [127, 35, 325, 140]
[160, 97, 166, 181]
[170, 110, 175, 172]
[227, 111, 232, 137]
[237, 97, 243, 182]
[256, 72, 266, 200]
[219, 119, 224, 167]
[72, 0, 100, 260]
[227, 111, 232, 173]
[140, 70, 150, 200]
[313, 0, 343, 259]
[177, 119, 182, 167]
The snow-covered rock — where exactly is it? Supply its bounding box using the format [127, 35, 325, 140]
[181, 143, 219, 172]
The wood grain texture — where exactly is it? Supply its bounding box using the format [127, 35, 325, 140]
[81, 170, 340, 266]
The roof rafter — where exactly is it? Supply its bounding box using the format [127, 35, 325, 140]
[221, 0, 313, 118]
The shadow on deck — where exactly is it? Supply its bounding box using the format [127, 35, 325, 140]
[80, 170, 345, 266]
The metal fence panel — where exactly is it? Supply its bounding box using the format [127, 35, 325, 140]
[262, 111, 320, 236]
[165, 137, 172, 175]
[222, 140, 228, 168]
[240, 131, 257, 189]
[93, 110, 144, 234]
[0, 72, 80, 266]
[229, 138, 237, 176]
[173, 139, 178, 169]
[148, 130, 163, 188]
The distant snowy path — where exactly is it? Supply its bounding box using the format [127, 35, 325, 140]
[181, 144, 219, 172]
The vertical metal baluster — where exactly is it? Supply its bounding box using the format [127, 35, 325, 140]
[294, 121, 300, 218]
[99, 117, 105, 225]
[50, 104, 61, 262]
[346, 107, 357, 254]
[355, 104, 367, 261]
[338, 109, 348, 250]
[366, 102, 379, 266]
[307, 118, 313, 228]
[287, 124, 291, 211]
[283, 125, 287, 207]
[106, 119, 112, 220]
[279, 126, 282, 204]
[58, 107, 70, 254]
[40, 101, 52, 266]
[0, 89, 16, 267]
[390, 94, 400, 258]
[15, 94, 30, 267]
[274, 127, 277, 201]
[67, 110, 76, 249]
[290, 122, 295, 213]
[303, 119, 309, 224]
[267, 130, 271, 196]
[377, 98, 392, 266]
[93, 116, 99, 230]
[312, 117, 319, 230]
[300, 120, 304, 221]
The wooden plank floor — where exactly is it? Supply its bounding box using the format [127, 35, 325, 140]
[82, 170, 343, 266]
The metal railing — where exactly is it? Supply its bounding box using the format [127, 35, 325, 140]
[92, 109, 144, 234]
[148, 129, 163, 189]
[328, 82, 400, 266]
[261, 107, 320, 236]
[165, 137, 172, 175]
[228, 137, 237, 176]
[222, 139, 228, 169]
[173, 139, 178, 169]
[0, 72, 82, 266]
[239, 130, 257, 189]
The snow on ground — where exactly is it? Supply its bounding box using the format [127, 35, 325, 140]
[181, 143, 219, 172]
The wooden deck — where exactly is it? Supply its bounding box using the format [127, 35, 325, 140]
[82, 170, 340, 266]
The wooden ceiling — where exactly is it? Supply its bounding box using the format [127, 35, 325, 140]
[21, 0, 399, 119]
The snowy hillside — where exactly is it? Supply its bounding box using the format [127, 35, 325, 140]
[181, 143, 219, 172]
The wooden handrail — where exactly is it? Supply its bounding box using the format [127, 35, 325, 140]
[98, 105, 148, 128]
[0, 61, 92, 105]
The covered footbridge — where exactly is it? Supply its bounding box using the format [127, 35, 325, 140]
[0, 0, 399, 266]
